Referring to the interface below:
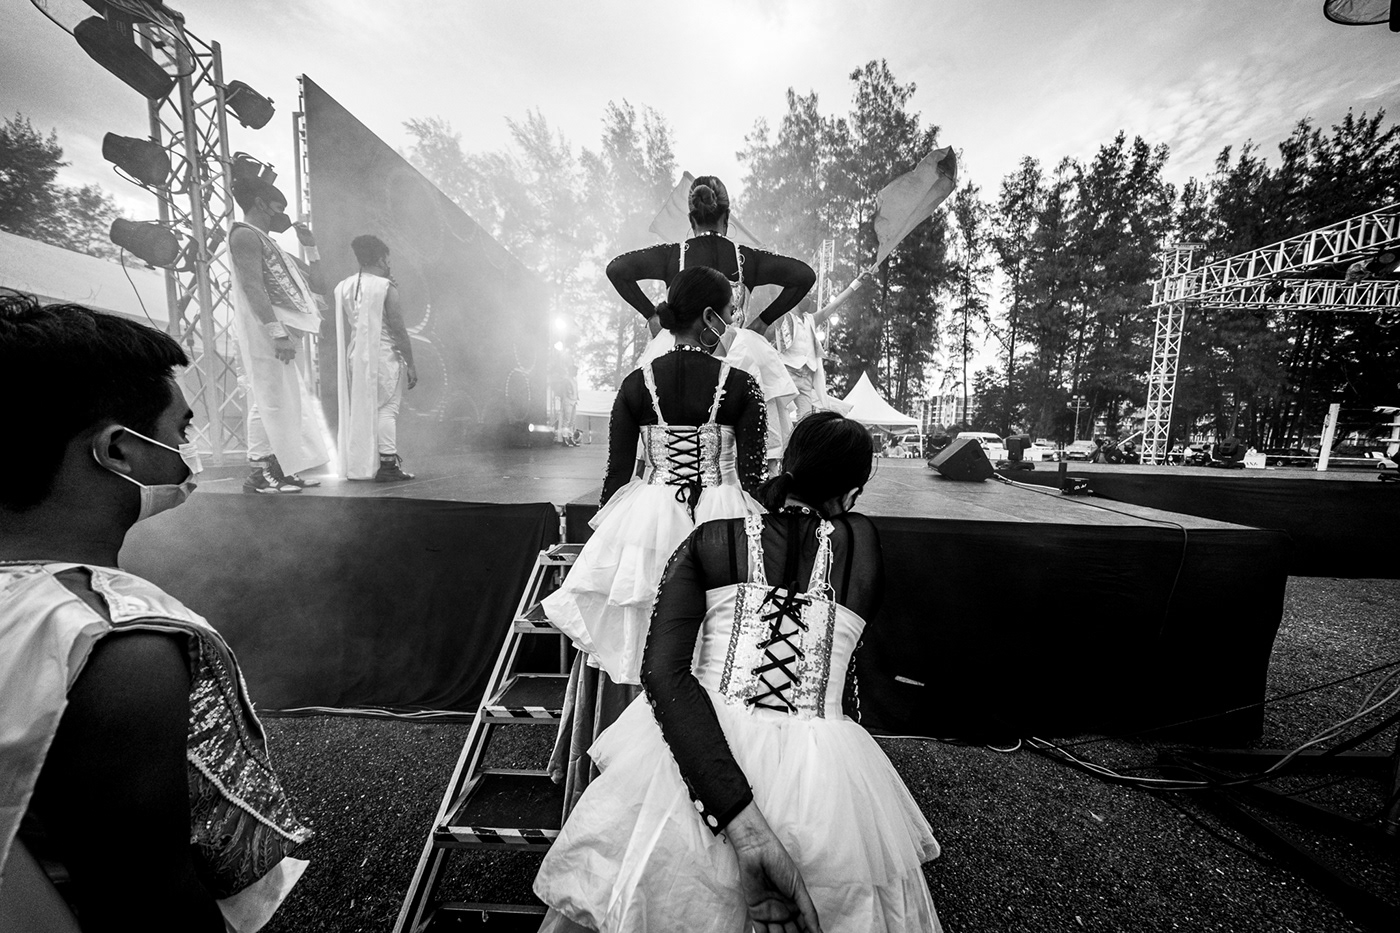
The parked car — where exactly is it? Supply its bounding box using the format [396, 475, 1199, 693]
[956, 431, 1007, 461]
[1063, 440, 1097, 461]
[1024, 438, 1061, 462]
[1263, 447, 1314, 468]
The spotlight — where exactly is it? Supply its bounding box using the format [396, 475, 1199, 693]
[232, 152, 277, 187]
[110, 219, 180, 267]
[224, 80, 275, 130]
[73, 15, 175, 100]
[102, 132, 171, 188]
[1365, 249, 1400, 276]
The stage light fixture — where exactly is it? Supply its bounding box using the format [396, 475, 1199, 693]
[102, 132, 171, 187]
[1365, 249, 1400, 276]
[72, 14, 175, 100]
[224, 80, 275, 129]
[110, 218, 180, 267]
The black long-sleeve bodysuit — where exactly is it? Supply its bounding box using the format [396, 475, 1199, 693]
[602, 349, 768, 506]
[640, 511, 886, 831]
[606, 237, 816, 326]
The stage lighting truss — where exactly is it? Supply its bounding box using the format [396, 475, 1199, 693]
[137, 24, 246, 465]
[1140, 204, 1400, 465]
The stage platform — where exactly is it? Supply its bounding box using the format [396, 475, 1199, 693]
[1001, 461, 1396, 578]
[123, 447, 1289, 742]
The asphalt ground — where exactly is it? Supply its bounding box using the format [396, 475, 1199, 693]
[261, 575, 1400, 933]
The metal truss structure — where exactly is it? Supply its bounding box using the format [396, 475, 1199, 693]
[1140, 205, 1400, 465]
[140, 27, 243, 464]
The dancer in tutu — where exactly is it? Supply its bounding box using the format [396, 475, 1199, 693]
[536, 412, 943, 933]
[608, 175, 814, 472]
[543, 267, 768, 806]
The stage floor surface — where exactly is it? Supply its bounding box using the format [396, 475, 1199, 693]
[196, 446, 1250, 529]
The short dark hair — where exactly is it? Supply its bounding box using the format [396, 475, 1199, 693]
[688, 175, 730, 226]
[0, 293, 189, 511]
[351, 234, 389, 267]
[231, 175, 286, 212]
[760, 411, 874, 514]
[654, 266, 731, 333]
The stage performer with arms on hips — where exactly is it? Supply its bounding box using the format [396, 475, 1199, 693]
[0, 294, 311, 933]
[535, 412, 943, 933]
[228, 174, 330, 494]
[334, 235, 419, 482]
[607, 175, 813, 472]
[542, 267, 768, 809]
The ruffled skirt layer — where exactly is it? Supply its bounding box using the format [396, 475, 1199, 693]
[534, 693, 942, 932]
[541, 482, 761, 685]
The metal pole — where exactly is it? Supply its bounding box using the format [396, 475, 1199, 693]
[175, 57, 226, 466]
[1317, 402, 1341, 472]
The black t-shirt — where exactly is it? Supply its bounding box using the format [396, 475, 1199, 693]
[606, 237, 816, 326]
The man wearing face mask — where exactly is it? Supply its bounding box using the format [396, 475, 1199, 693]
[229, 174, 330, 494]
[0, 294, 311, 932]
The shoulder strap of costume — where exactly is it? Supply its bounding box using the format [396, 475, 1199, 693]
[743, 513, 767, 587]
[707, 362, 731, 423]
[804, 519, 833, 595]
[641, 362, 666, 426]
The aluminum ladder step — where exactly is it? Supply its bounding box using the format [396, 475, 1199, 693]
[438, 771, 564, 850]
[482, 674, 567, 723]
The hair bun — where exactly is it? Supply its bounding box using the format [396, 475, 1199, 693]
[688, 184, 717, 213]
[654, 300, 676, 330]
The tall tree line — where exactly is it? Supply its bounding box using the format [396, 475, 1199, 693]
[970, 109, 1400, 446]
[404, 102, 675, 388]
[0, 113, 125, 261]
[738, 61, 949, 410]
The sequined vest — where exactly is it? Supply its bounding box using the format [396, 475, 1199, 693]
[0, 563, 312, 898]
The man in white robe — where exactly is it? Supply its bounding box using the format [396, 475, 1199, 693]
[228, 177, 330, 493]
[333, 235, 418, 481]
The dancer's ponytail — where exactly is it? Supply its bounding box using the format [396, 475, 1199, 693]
[762, 412, 874, 515]
[654, 300, 676, 331]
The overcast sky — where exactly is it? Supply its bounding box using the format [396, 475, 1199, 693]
[2, 1, 1397, 380]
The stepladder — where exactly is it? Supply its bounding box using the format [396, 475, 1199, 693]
[394, 542, 582, 932]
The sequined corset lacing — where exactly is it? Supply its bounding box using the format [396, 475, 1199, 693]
[706, 515, 848, 720]
[642, 422, 725, 500]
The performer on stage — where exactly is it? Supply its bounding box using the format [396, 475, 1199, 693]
[542, 267, 767, 808]
[607, 175, 814, 472]
[536, 412, 943, 933]
[333, 235, 419, 482]
[0, 295, 310, 932]
[776, 272, 872, 419]
[229, 176, 330, 493]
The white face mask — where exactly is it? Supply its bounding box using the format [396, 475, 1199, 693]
[94, 426, 202, 522]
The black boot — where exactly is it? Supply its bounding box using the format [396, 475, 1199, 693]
[375, 454, 415, 482]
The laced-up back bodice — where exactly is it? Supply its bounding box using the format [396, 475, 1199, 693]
[639, 358, 738, 513]
[693, 515, 862, 720]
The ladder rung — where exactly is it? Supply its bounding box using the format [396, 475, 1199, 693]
[439, 772, 564, 850]
[542, 543, 584, 565]
[512, 600, 558, 633]
[483, 674, 567, 723]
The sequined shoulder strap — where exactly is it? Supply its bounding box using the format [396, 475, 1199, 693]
[641, 362, 667, 427]
[743, 513, 767, 587]
[707, 362, 731, 424]
[805, 520, 836, 601]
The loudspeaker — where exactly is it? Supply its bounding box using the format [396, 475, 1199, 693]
[929, 436, 994, 481]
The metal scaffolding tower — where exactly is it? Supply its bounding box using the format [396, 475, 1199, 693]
[1140, 204, 1400, 465]
[140, 27, 243, 464]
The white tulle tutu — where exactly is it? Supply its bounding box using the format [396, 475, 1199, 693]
[534, 691, 942, 932]
[542, 482, 761, 686]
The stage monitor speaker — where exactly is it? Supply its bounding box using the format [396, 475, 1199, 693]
[930, 436, 994, 481]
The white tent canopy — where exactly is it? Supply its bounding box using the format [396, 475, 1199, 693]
[841, 373, 919, 431]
